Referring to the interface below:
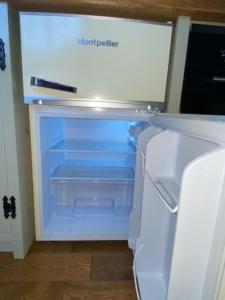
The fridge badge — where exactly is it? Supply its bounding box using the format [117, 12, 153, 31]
[77, 38, 119, 48]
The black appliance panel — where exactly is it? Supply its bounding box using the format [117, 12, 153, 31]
[180, 24, 225, 115]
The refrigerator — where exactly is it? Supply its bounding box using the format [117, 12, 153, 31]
[20, 12, 225, 300]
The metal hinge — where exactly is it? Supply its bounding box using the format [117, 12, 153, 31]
[2, 196, 16, 219]
[147, 105, 161, 114]
[0, 39, 6, 71]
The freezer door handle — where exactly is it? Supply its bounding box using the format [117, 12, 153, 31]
[30, 77, 77, 93]
[212, 76, 225, 82]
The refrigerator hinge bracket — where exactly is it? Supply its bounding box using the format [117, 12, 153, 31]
[147, 105, 161, 115]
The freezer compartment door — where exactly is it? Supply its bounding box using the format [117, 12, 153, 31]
[20, 13, 172, 105]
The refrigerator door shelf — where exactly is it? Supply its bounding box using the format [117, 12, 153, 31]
[128, 126, 163, 250]
[144, 129, 219, 197]
[150, 177, 178, 214]
[135, 273, 166, 300]
[134, 245, 167, 300]
[150, 176, 180, 212]
[133, 175, 177, 300]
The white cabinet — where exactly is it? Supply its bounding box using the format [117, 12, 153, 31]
[0, 3, 34, 258]
[0, 111, 12, 243]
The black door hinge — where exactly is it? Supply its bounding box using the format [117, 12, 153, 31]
[2, 196, 16, 219]
[0, 38, 6, 71]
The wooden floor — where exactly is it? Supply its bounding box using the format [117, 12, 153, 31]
[0, 241, 137, 300]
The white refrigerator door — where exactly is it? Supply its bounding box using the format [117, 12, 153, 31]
[20, 13, 172, 104]
[130, 114, 225, 300]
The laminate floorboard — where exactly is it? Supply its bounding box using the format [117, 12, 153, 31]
[0, 253, 91, 282]
[0, 241, 137, 300]
[91, 252, 133, 281]
[71, 241, 131, 253]
[0, 281, 137, 300]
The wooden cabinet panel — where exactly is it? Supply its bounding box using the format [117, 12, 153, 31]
[7, 0, 225, 23]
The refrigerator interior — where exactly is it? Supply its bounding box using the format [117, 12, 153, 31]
[133, 129, 222, 300]
[39, 116, 149, 239]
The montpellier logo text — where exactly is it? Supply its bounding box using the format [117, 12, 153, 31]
[77, 38, 119, 48]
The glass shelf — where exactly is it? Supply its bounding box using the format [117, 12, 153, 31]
[50, 166, 134, 183]
[49, 139, 136, 154]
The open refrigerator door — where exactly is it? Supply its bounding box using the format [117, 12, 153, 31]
[130, 114, 225, 300]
